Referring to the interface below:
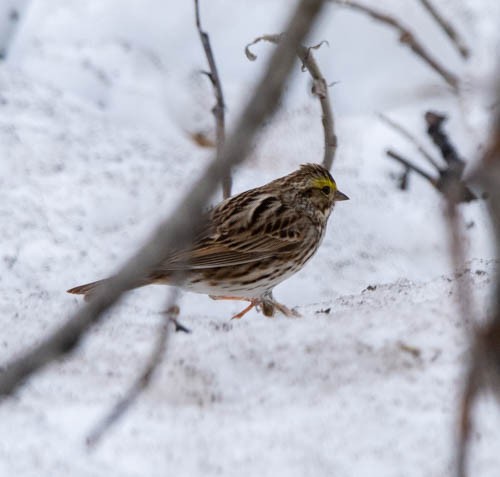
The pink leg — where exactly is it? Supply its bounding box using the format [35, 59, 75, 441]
[209, 295, 259, 320]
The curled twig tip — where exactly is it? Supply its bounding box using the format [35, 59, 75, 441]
[245, 34, 283, 62]
[244, 44, 257, 61]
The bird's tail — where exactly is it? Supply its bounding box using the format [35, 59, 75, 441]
[67, 272, 169, 300]
[67, 279, 111, 300]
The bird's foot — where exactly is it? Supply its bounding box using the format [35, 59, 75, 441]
[261, 291, 301, 318]
[272, 301, 301, 318]
[209, 295, 300, 319]
[261, 298, 301, 318]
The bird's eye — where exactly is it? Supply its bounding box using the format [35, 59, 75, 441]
[321, 186, 331, 195]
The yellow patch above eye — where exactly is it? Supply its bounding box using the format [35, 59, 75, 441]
[311, 177, 336, 191]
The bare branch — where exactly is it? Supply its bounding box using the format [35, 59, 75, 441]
[330, 0, 459, 91]
[194, 0, 231, 198]
[386, 148, 437, 185]
[245, 34, 337, 170]
[87, 293, 181, 447]
[298, 42, 337, 170]
[0, 0, 328, 398]
[418, 0, 470, 59]
[378, 113, 441, 170]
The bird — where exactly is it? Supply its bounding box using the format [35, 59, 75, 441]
[67, 163, 349, 319]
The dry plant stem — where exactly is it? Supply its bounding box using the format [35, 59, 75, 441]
[331, 0, 459, 91]
[0, 0, 328, 398]
[386, 149, 437, 185]
[378, 113, 441, 170]
[417, 0, 470, 59]
[245, 34, 337, 170]
[194, 0, 231, 199]
[299, 42, 338, 170]
[87, 290, 180, 447]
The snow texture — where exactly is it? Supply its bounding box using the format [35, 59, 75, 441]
[0, 0, 499, 476]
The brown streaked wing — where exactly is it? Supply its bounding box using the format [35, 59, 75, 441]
[155, 193, 312, 271]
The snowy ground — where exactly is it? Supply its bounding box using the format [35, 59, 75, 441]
[0, 1, 499, 476]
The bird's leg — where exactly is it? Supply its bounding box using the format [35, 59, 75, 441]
[209, 295, 259, 319]
[230, 301, 258, 320]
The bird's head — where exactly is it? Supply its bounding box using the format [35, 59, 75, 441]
[289, 163, 349, 218]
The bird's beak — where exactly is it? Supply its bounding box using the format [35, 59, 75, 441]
[334, 190, 349, 201]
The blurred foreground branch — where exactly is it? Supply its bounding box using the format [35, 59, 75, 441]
[0, 0, 327, 398]
[330, 0, 459, 91]
[194, 0, 231, 198]
[245, 34, 337, 170]
[457, 78, 500, 475]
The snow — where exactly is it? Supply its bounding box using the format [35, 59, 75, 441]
[0, 0, 499, 476]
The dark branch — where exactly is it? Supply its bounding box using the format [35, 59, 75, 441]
[425, 111, 464, 175]
[0, 0, 328, 398]
[418, 0, 470, 59]
[245, 34, 337, 170]
[424, 111, 476, 203]
[194, 0, 231, 198]
[330, 0, 459, 91]
[386, 149, 437, 185]
[384, 112, 476, 203]
[378, 113, 441, 170]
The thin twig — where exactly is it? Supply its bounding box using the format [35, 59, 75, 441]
[246, 34, 337, 170]
[378, 113, 441, 170]
[0, 0, 327, 398]
[194, 0, 231, 198]
[87, 291, 181, 447]
[330, 0, 459, 91]
[417, 0, 470, 59]
[386, 149, 437, 185]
